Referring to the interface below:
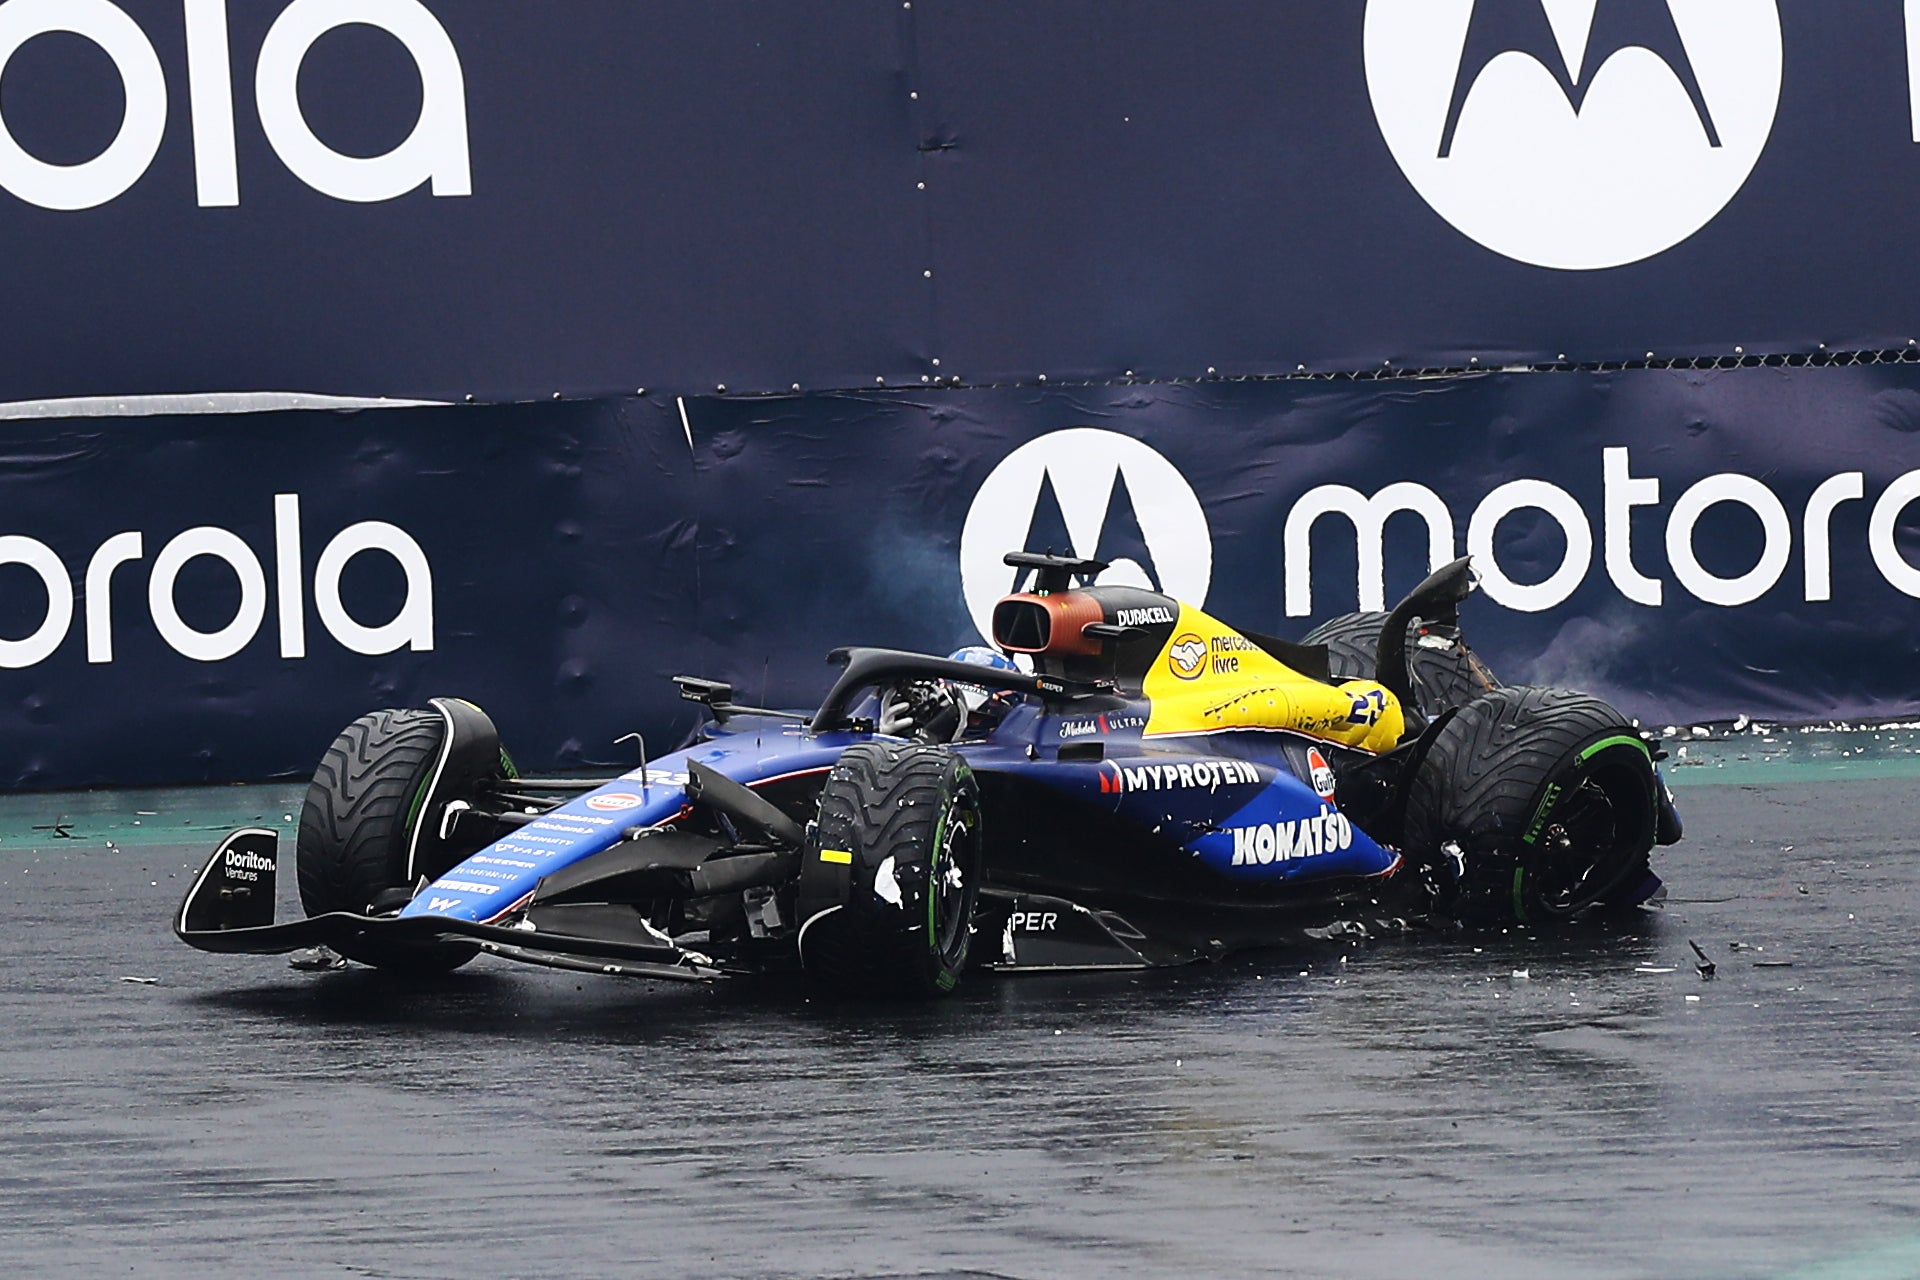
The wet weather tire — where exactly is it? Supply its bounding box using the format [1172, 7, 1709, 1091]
[797, 743, 982, 997]
[1302, 610, 1498, 716]
[1404, 686, 1658, 925]
[297, 708, 477, 974]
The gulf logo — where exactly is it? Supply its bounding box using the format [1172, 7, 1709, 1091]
[586, 792, 643, 812]
[1307, 748, 1336, 801]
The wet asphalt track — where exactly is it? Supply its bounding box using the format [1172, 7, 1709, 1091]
[4, 732, 1919, 1280]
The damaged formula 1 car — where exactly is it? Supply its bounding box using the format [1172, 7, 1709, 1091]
[177, 553, 1682, 996]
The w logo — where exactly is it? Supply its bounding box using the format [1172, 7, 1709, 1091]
[1365, 0, 1782, 270]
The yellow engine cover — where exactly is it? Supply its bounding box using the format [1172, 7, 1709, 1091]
[1141, 604, 1404, 753]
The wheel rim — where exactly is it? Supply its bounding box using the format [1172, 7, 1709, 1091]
[929, 790, 979, 966]
[1522, 755, 1651, 917]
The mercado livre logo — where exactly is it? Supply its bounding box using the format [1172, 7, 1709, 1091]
[1364, 0, 1782, 269]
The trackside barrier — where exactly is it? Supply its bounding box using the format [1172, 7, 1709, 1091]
[2, 367, 1917, 787]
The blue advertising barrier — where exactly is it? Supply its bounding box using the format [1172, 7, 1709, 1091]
[3, 2, 1920, 401]
[0, 398, 702, 785]
[3, 367, 1918, 787]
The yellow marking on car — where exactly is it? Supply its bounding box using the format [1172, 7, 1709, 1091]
[818, 848, 853, 864]
[1141, 603, 1404, 753]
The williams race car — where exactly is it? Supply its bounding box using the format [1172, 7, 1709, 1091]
[177, 553, 1681, 995]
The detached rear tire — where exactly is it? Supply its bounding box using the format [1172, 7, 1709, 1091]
[1303, 610, 1498, 716]
[1404, 686, 1658, 925]
[797, 743, 982, 997]
[297, 708, 478, 974]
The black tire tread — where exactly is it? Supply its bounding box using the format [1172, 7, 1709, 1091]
[1406, 687, 1624, 850]
[1302, 610, 1498, 715]
[1304, 611, 1396, 680]
[1405, 685, 1654, 923]
[295, 708, 476, 974]
[803, 743, 979, 996]
[297, 708, 443, 917]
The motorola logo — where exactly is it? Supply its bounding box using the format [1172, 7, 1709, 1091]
[1365, 0, 1782, 269]
[958, 429, 1212, 645]
[0, 0, 468, 211]
[0, 495, 433, 669]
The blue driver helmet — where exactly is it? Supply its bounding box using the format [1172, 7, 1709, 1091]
[948, 645, 1018, 673]
[947, 646, 1019, 712]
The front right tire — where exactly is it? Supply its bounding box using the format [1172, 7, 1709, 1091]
[796, 743, 982, 997]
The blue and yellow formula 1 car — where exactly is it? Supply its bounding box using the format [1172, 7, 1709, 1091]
[176, 553, 1681, 996]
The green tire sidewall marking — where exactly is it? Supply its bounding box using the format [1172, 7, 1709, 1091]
[405, 769, 436, 840]
[1579, 734, 1651, 763]
[1523, 733, 1651, 845]
[928, 789, 949, 955]
[926, 761, 973, 967]
[1522, 780, 1563, 846]
[928, 806, 944, 951]
[403, 716, 445, 837]
[1514, 732, 1647, 916]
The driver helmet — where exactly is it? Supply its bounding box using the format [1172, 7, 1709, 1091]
[947, 646, 1019, 712]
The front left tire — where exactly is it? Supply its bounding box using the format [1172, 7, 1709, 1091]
[297, 707, 480, 974]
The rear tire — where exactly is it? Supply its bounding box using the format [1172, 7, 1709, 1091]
[1303, 610, 1498, 716]
[797, 743, 982, 997]
[1404, 686, 1658, 925]
[297, 708, 478, 974]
